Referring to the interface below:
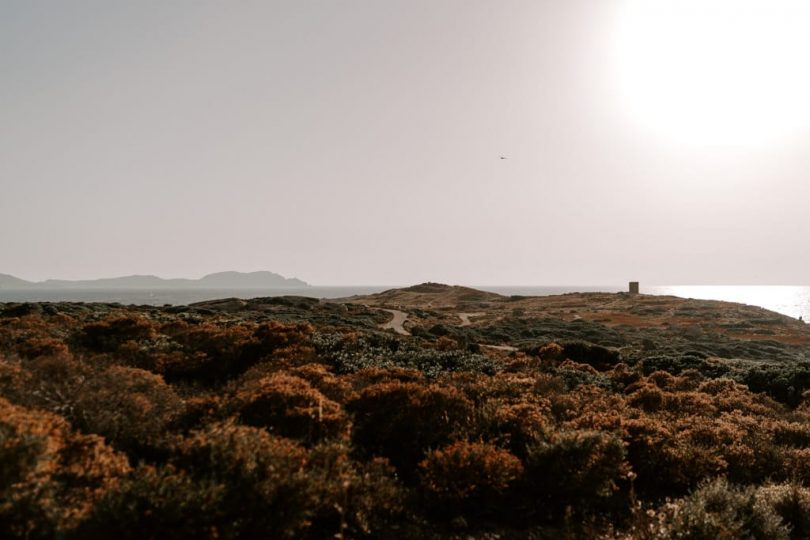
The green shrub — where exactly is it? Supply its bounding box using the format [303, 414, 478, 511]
[522, 429, 628, 518]
[755, 483, 810, 539]
[655, 478, 788, 539]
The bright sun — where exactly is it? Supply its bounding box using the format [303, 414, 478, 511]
[612, 0, 810, 146]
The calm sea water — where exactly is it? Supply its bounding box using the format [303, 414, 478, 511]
[1, 285, 808, 320]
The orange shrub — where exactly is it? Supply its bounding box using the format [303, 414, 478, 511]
[16, 337, 69, 359]
[0, 397, 129, 538]
[537, 342, 564, 362]
[75, 464, 223, 540]
[78, 315, 157, 353]
[0, 357, 32, 406]
[287, 363, 354, 403]
[72, 366, 184, 455]
[233, 372, 347, 444]
[418, 441, 523, 516]
[160, 320, 313, 383]
[240, 362, 355, 404]
[173, 393, 226, 432]
[627, 384, 666, 412]
[23, 354, 92, 415]
[305, 442, 404, 538]
[171, 421, 312, 538]
[347, 367, 424, 389]
[168, 423, 403, 539]
[252, 321, 314, 364]
[478, 401, 550, 458]
[164, 322, 256, 382]
[434, 336, 459, 351]
[347, 381, 474, 478]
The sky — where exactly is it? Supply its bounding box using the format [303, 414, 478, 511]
[2, 0, 810, 286]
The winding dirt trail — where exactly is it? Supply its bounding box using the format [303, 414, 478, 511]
[379, 308, 410, 336]
[458, 312, 484, 327]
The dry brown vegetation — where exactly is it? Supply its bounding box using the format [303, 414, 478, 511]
[1, 289, 810, 538]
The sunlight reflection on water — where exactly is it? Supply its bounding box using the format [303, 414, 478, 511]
[649, 286, 810, 320]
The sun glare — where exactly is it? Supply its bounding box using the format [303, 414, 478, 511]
[612, 0, 810, 146]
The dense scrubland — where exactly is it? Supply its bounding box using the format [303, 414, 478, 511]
[2, 290, 810, 539]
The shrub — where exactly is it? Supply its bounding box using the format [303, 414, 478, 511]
[347, 367, 423, 389]
[347, 381, 474, 479]
[537, 342, 564, 361]
[555, 361, 615, 391]
[476, 401, 550, 458]
[0, 397, 129, 539]
[315, 332, 497, 377]
[739, 362, 810, 407]
[418, 441, 523, 517]
[78, 315, 157, 353]
[171, 421, 312, 538]
[637, 353, 730, 378]
[654, 478, 789, 539]
[232, 372, 347, 444]
[72, 366, 184, 455]
[251, 321, 314, 364]
[161, 321, 314, 383]
[22, 354, 92, 417]
[0, 357, 32, 405]
[755, 483, 810, 539]
[627, 383, 666, 412]
[161, 322, 257, 383]
[523, 429, 628, 518]
[16, 337, 69, 359]
[240, 362, 354, 404]
[622, 416, 724, 496]
[304, 442, 404, 539]
[562, 341, 621, 371]
[74, 464, 223, 540]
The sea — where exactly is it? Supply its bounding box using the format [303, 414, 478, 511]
[0, 285, 808, 320]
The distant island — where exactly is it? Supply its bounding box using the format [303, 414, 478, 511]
[0, 271, 309, 290]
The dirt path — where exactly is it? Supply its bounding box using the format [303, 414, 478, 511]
[379, 308, 410, 336]
[458, 312, 485, 327]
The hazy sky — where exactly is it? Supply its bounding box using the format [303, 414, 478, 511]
[3, 1, 810, 285]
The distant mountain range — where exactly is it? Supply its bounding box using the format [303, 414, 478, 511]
[0, 271, 309, 290]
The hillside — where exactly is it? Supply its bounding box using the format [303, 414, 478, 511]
[0, 271, 308, 289]
[0, 273, 33, 289]
[2, 285, 810, 538]
[338, 283, 810, 350]
[340, 282, 504, 308]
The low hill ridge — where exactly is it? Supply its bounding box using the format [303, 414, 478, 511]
[341, 282, 505, 308]
[0, 271, 308, 289]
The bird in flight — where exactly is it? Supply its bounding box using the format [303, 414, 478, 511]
[499, 156, 508, 160]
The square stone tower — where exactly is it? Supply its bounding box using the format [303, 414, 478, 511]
[629, 281, 639, 294]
